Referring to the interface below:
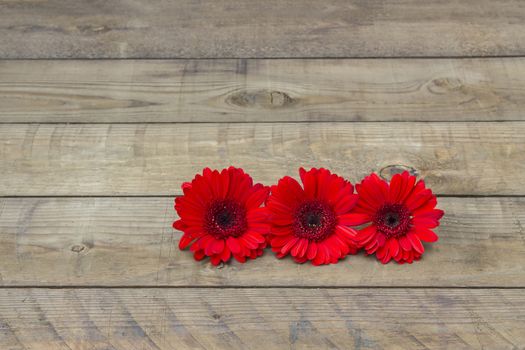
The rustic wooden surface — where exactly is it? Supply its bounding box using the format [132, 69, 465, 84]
[1, 288, 524, 350]
[1, 1, 524, 349]
[1, 0, 525, 58]
[2, 58, 525, 123]
[1, 122, 524, 196]
[0, 197, 524, 287]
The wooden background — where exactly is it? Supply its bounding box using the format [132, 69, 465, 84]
[1, 0, 525, 349]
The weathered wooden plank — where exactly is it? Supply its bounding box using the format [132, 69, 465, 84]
[0, 288, 523, 349]
[0, 122, 523, 196]
[1, 197, 523, 287]
[2, 58, 525, 122]
[0, 0, 524, 58]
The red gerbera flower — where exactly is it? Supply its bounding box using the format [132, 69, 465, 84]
[349, 171, 444, 264]
[173, 167, 270, 265]
[266, 168, 360, 265]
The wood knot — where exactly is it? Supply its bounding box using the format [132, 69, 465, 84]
[71, 244, 86, 253]
[379, 165, 419, 181]
[227, 89, 296, 109]
[427, 77, 463, 94]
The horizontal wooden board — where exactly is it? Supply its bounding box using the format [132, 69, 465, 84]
[1, 0, 524, 59]
[0, 288, 523, 349]
[1, 197, 524, 287]
[2, 58, 525, 122]
[0, 122, 523, 196]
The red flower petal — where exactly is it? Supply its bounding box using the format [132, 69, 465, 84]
[239, 236, 259, 250]
[335, 225, 358, 241]
[173, 219, 185, 231]
[388, 173, 404, 203]
[412, 216, 440, 229]
[178, 234, 195, 250]
[221, 247, 231, 262]
[275, 176, 306, 207]
[206, 238, 225, 255]
[227, 237, 241, 254]
[376, 245, 386, 260]
[306, 242, 318, 260]
[245, 185, 269, 209]
[407, 232, 425, 254]
[338, 213, 370, 226]
[376, 232, 386, 248]
[293, 256, 309, 264]
[397, 171, 417, 203]
[270, 226, 294, 236]
[333, 193, 359, 215]
[388, 238, 400, 257]
[244, 231, 266, 244]
[416, 228, 439, 243]
[361, 173, 389, 206]
[194, 250, 206, 261]
[246, 207, 268, 222]
[415, 208, 444, 222]
[405, 188, 433, 212]
[291, 238, 308, 258]
[356, 225, 376, 245]
[280, 237, 299, 255]
[399, 236, 412, 251]
[312, 244, 326, 265]
[300, 167, 318, 199]
[210, 255, 222, 266]
[365, 239, 378, 252]
[233, 254, 247, 263]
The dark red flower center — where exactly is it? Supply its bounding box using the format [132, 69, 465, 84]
[373, 203, 411, 238]
[293, 201, 337, 242]
[204, 199, 247, 239]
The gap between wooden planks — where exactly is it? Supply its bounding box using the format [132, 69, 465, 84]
[0, 0, 524, 58]
[0, 288, 523, 349]
[1, 58, 525, 123]
[0, 122, 523, 196]
[0, 197, 523, 287]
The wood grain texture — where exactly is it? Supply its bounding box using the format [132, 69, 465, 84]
[0, 122, 523, 196]
[1, 197, 524, 287]
[1, 0, 525, 59]
[0, 288, 523, 349]
[2, 58, 525, 122]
